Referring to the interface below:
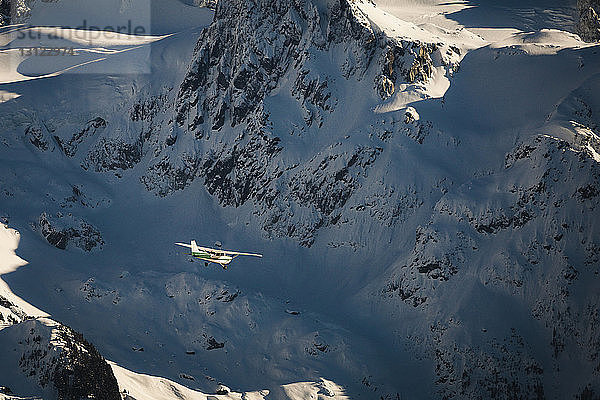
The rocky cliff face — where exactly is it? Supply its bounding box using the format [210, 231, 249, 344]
[152, 5, 600, 394]
[134, 0, 457, 246]
[0, 0, 38, 25]
[0, 253, 120, 400]
[186, 0, 217, 9]
[578, 0, 600, 42]
[11, 319, 121, 400]
[0, 0, 10, 26]
[12, 0, 457, 249]
[384, 132, 600, 398]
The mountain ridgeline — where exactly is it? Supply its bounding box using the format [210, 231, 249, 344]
[145, 0, 457, 247]
[0, 0, 599, 398]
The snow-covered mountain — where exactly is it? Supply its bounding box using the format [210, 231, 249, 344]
[0, 0, 599, 398]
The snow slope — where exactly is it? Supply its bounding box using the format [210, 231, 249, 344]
[0, 223, 353, 400]
[0, 0, 599, 398]
[0, 0, 213, 82]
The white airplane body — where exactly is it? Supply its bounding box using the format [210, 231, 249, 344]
[175, 241, 262, 269]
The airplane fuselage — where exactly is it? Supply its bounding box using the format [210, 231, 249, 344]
[192, 251, 234, 265]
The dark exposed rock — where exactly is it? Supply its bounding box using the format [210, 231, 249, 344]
[0, 386, 12, 394]
[578, 0, 600, 42]
[38, 213, 104, 251]
[191, 0, 218, 9]
[25, 125, 49, 152]
[84, 138, 142, 172]
[216, 385, 229, 395]
[51, 326, 121, 400]
[130, 94, 168, 122]
[382, 279, 427, 307]
[163, 0, 453, 248]
[375, 40, 458, 100]
[205, 336, 224, 350]
[17, 322, 120, 400]
[175, 0, 385, 131]
[431, 325, 546, 400]
[417, 262, 440, 274]
[215, 290, 239, 302]
[179, 373, 195, 381]
[60, 185, 109, 209]
[0, 0, 11, 25]
[577, 386, 599, 400]
[577, 183, 599, 199]
[475, 209, 534, 234]
[0, 295, 15, 309]
[0, 294, 28, 325]
[200, 134, 282, 207]
[387, 132, 600, 311]
[288, 146, 381, 216]
[140, 154, 201, 197]
[59, 117, 107, 157]
[292, 69, 334, 127]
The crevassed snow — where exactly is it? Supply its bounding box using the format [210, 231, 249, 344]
[490, 28, 594, 55]
[365, 0, 485, 49]
[15, 27, 167, 47]
[0, 0, 213, 83]
[24, 0, 214, 36]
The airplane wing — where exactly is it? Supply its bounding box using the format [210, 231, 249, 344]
[219, 249, 263, 257]
[197, 245, 218, 253]
[196, 246, 262, 257]
[179, 243, 262, 258]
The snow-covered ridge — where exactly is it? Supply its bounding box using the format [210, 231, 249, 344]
[0, 0, 214, 83]
[0, 223, 119, 399]
[0, 0, 599, 398]
[125, 0, 471, 247]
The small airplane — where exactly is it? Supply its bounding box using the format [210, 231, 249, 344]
[175, 240, 262, 269]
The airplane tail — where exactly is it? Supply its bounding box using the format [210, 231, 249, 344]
[191, 240, 199, 254]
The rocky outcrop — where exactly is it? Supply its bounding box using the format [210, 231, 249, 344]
[56, 117, 107, 158]
[25, 124, 51, 152]
[175, 0, 449, 133]
[578, 0, 600, 42]
[382, 132, 600, 397]
[0, 0, 10, 25]
[148, 0, 454, 246]
[84, 138, 142, 172]
[175, 0, 335, 131]
[0, 318, 121, 400]
[38, 212, 103, 251]
[0, 295, 29, 329]
[0, 266, 119, 400]
[18, 320, 120, 400]
[375, 41, 446, 100]
[182, 0, 218, 9]
[140, 153, 201, 196]
[4, 0, 32, 24]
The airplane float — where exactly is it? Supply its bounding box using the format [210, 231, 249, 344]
[175, 240, 262, 269]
